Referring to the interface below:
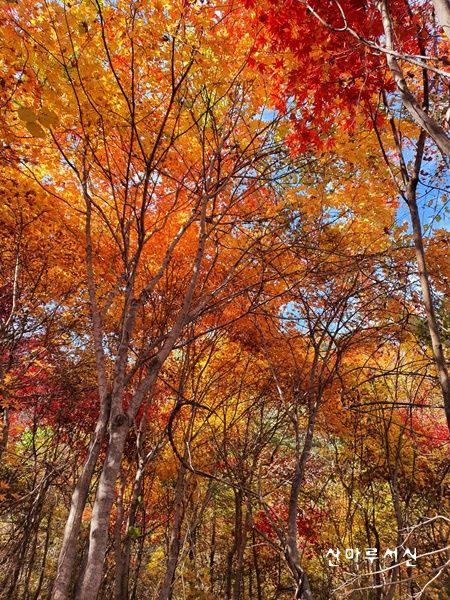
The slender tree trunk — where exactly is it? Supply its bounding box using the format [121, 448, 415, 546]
[285, 517, 314, 600]
[22, 476, 52, 599]
[157, 464, 187, 600]
[406, 166, 450, 433]
[251, 525, 263, 600]
[232, 501, 250, 600]
[209, 513, 216, 594]
[385, 470, 404, 600]
[285, 388, 320, 600]
[51, 402, 109, 600]
[120, 393, 164, 599]
[32, 506, 54, 600]
[131, 518, 148, 600]
[225, 491, 242, 600]
[120, 468, 144, 600]
[0, 407, 9, 459]
[76, 418, 130, 600]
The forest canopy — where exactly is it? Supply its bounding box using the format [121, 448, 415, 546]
[0, 1, 449, 599]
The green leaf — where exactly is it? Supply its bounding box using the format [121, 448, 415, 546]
[127, 526, 140, 540]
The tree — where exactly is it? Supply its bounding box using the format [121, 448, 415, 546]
[246, 0, 450, 435]
[1, 1, 449, 598]
[2, 0, 295, 597]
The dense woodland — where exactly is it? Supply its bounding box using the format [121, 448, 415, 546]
[0, 0, 449, 598]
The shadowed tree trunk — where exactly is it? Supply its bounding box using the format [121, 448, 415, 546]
[157, 463, 187, 600]
[232, 500, 251, 600]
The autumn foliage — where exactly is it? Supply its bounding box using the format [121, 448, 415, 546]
[0, 1, 449, 599]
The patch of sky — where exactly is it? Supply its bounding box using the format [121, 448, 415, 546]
[396, 149, 450, 235]
[258, 107, 277, 123]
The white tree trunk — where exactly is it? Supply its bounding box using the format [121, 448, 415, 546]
[432, 0, 450, 41]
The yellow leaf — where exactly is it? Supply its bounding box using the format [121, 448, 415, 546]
[17, 107, 37, 122]
[38, 109, 59, 128]
[25, 121, 46, 138]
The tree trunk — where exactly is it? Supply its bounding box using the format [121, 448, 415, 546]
[406, 171, 450, 433]
[232, 501, 250, 600]
[251, 525, 263, 600]
[157, 464, 187, 600]
[284, 546, 313, 600]
[377, 0, 450, 158]
[0, 407, 9, 460]
[51, 405, 109, 600]
[432, 0, 450, 41]
[120, 468, 144, 600]
[33, 505, 54, 600]
[114, 474, 126, 600]
[76, 418, 130, 600]
[285, 390, 319, 600]
[225, 491, 242, 600]
[209, 513, 216, 595]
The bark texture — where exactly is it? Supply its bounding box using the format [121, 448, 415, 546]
[432, 0, 450, 41]
[377, 0, 450, 158]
